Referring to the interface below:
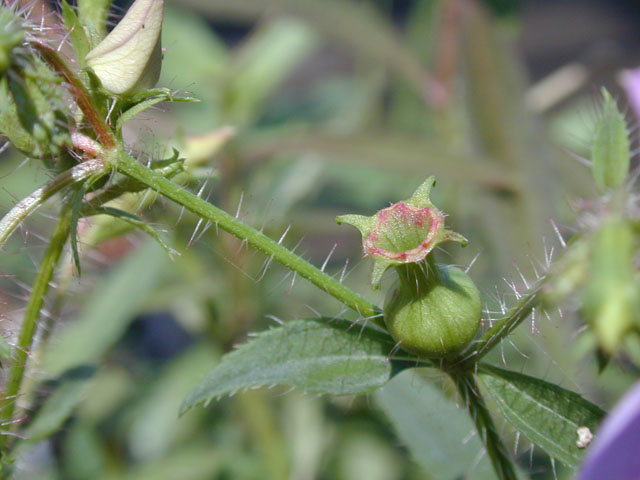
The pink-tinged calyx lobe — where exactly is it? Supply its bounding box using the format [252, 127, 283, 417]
[336, 176, 467, 288]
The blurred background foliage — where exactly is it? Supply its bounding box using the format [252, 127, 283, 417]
[1, 0, 639, 478]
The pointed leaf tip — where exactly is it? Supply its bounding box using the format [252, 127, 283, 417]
[591, 88, 630, 190]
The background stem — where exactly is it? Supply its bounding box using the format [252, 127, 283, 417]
[0, 158, 105, 249]
[0, 208, 71, 451]
[115, 152, 382, 324]
[451, 372, 517, 480]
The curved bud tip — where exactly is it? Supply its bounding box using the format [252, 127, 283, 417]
[85, 0, 164, 95]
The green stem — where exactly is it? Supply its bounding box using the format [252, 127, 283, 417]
[115, 152, 382, 324]
[459, 284, 542, 367]
[451, 372, 517, 480]
[0, 159, 105, 249]
[0, 208, 72, 450]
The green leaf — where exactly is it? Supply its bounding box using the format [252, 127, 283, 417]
[78, 0, 112, 47]
[116, 88, 198, 132]
[375, 371, 496, 480]
[123, 344, 218, 459]
[70, 182, 90, 276]
[230, 18, 319, 125]
[178, 0, 434, 101]
[61, 1, 91, 64]
[86, 206, 177, 258]
[44, 241, 169, 375]
[182, 319, 413, 413]
[106, 444, 225, 480]
[23, 366, 96, 443]
[591, 89, 630, 190]
[478, 364, 606, 467]
[0, 334, 11, 362]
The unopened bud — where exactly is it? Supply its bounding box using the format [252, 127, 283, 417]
[85, 0, 164, 95]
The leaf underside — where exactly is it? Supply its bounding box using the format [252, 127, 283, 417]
[375, 371, 496, 480]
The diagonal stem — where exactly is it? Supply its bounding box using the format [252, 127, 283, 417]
[458, 283, 543, 368]
[32, 42, 115, 149]
[115, 152, 383, 325]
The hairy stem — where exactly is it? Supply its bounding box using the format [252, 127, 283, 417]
[459, 283, 542, 368]
[0, 158, 105, 249]
[115, 152, 382, 324]
[32, 42, 115, 149]
[451, 372, 517, 480]
[0, 208, 71, 450]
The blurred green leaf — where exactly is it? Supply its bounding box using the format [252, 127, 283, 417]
[479, 364, 606, 468]
[159, 5, 228, 132]
[229, 18, 319, 125]
[125, 343, 218, 460]
[24, 366, 96, 443]
[108, 444, 225, 480]
[0, 79, 38, 156]
[78, 0, 112, 46]
[182, 319, 412, 412]
[62, 424, 108, 480]
[591, 89, 630, 191]
[0, 335, 10, 361]
[584, 220, 639, 352]
[375, 371, 495, 480]
[241, 130, 516, 190]
[116, 88, 198, 132]
[44, 241, 169, 375]
[61, 1, 90, 64]
[87, 206, 176, 258]
[178, 0, 437, 101]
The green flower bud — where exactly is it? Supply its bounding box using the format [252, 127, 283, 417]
[337, 177, 482, 358]
[384, 262, 482, 358]
[85, 0, 164, 95]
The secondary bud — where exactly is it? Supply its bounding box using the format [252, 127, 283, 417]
[85, 0, 164, 95]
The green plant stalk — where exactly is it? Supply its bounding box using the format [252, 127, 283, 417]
[459, 283, 542, 367]
[0, 208, 72, 450]
[115, 152, 383, 324]
[0, 158, 105, 248]
[451, 372, 517, 480]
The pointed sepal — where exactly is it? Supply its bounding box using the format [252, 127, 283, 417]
[336, 177, 467, 289]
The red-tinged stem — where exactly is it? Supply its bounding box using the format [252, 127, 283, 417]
[31, 42, 115, 149]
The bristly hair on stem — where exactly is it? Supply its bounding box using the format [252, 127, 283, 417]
[451, 372, 518, 480]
